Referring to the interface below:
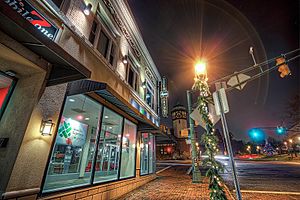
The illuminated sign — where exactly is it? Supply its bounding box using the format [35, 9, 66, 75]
[160, 76, 169, 118]
[160, 91, 168, 97]
[4, 0, 58, 40]
[57, 117, 88, 147]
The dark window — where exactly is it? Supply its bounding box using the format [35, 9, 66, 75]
[146, 83, 154, 109]
[52, 0, 64, 8]
[0, 72, 16, 119]
[127, 67, 134, 88]
[109, 44, 115, 65]
[97, 30, 109, 57]
[89, 20, 98, 44]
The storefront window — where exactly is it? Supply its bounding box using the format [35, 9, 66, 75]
[140, 133, 149, 175]
[120, 119, 137, 179]
[145, 82, 155, 110]
[0, 72, 15, 119]
[140, 133, 155, 175]
[149, 134, 155, 173]
[43, 94, 102, 192]
[93, 108, 123, 183]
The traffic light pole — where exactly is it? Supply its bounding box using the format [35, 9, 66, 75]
[209, 48, 300, 91]
[215, 89, 242, 200]
[187, 90, 201, 183]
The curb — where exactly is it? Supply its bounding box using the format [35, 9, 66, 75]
[156, 166, 172, 174]
[223, 184, 236, 200]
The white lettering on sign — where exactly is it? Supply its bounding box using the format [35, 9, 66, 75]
[3, 0, 58, 40]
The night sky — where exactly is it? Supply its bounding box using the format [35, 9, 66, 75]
[127, 0, 300, 141]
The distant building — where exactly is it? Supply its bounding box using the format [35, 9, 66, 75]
[287, 122, 300, 152]
[156, 104, 193, 159]
[171, 104, 188, 138]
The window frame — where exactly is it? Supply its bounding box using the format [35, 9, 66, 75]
[45, 0, 70, 14]
[0, 71, 17, 120]
[140, 133, 155, 176]
[126, 59, 139, 92]
[145, 81, 155, 110]
[118, 119, 138, 180]
[90, 12, 118, 68]
[41, 94, 138, 196]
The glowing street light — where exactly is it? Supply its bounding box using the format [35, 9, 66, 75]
[284, 141, 287, 145]
[289, 139, 293, 143]
[194, 60, 207, 77]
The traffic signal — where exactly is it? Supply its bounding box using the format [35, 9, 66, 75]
[248, 128, 265, 142]
[276, 56, 291, 78]
[276, 126, 286, 135]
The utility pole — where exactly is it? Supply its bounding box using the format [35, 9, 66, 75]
[187, 90, 201, 183]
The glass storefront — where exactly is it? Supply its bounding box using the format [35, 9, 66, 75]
[93, 108, 123, 183]
[140, 133, 155, 175]
[120, 119, 137, 179]
[43, 95, 102, 192]
[0, 71, 16, 119]
[43, 94, 140, 193]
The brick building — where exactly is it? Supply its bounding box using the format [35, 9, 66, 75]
[0, 0, 163, 199]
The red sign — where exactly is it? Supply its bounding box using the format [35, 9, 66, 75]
[3, 0, 58, 40]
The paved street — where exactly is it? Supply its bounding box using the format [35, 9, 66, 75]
[221, 160, 300, 192]
[220, 159, 300, 199]
[118, 160, 300, 200]
[117, 165, 232, 200]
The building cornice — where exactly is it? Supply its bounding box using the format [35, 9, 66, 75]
[102, 0, 161, 81]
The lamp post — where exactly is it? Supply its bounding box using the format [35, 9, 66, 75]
[187, 90, 201, 183]
[192, 60, 228, 199]
[186, 60, 208, 183]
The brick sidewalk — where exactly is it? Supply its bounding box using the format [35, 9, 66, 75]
[117, 166, 232, 200]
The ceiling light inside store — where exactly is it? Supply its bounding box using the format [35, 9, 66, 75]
[77, 115, 83, 120]
[69, 99, 75, 102]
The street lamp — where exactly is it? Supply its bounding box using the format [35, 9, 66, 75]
[186, 60, 208, 183]
[191, 60, 229, 199]
[289, 139, 293, 143]
[195, 60, 207, 77]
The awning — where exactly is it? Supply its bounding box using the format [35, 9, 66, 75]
[66, 80, 159, 131]
[0, 1, 91, 86]
[156, 133, 177, 144]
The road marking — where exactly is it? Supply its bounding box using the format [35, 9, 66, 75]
[235, 190, 300, 195]
[156, 166, 172, 174]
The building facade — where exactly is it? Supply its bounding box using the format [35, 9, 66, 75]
[0, 0, 162, 199]
[171, 104, 188, 138]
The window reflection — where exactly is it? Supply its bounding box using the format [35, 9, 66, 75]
[140, 133, 155, 175]
[120, 119, 137, 179]
[140, 133, 149, 175]
[94, 108, 123, 183]
[43, 95, 102, 192]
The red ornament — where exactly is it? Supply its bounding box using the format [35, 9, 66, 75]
[66, 138, 72, 145]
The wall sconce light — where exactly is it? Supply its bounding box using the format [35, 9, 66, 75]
[84, 3, 92, 16]
[122, 55, 128, 64]
[142, 81, 147, 89]
[40, 120, 54, 136]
